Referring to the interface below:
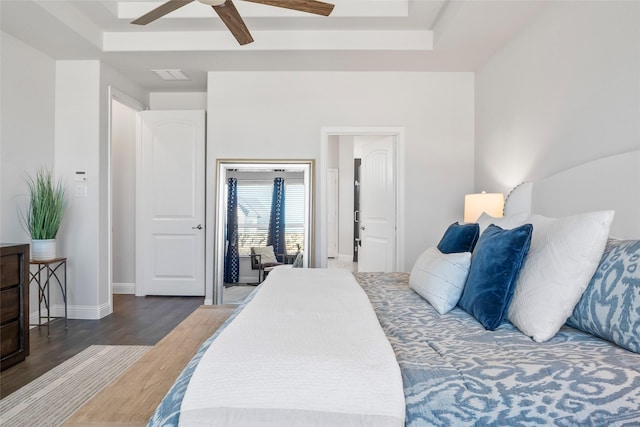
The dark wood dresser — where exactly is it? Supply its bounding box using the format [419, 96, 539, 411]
[1, 243, 30, 370]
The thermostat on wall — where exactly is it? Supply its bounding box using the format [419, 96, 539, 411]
[74, 171, 87, 182]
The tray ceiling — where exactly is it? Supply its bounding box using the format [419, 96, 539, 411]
[1, 0, 546, 91]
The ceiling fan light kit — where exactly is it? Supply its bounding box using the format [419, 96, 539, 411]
[132, 0, 335, 45]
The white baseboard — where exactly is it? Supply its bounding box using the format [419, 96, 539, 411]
[29, 304, 69, 325]
[70, 301, 112, 319]
[30, 301, 113, 322]
[29, 311, 44, 326]
[113, 282, 135, 294]
[337, 253, 354, 263]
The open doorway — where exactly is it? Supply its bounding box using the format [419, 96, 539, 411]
[213, 159, 315, 304]
[108, 88, 145, 305]
[320, 127, 405, 272]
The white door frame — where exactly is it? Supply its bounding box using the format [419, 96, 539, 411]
[107, 86, 146, 303]
[319, 127, 405, 270]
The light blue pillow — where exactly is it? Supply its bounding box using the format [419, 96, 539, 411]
[409, 247, 471, 314]
[458, 223, 533, 330]
[567, 238, 640, 353]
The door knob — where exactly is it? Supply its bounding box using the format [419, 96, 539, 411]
[360, 226, 366, 231]
[192, 224, 203, 230]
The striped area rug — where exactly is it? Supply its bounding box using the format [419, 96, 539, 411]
[0, 345, 151, 427]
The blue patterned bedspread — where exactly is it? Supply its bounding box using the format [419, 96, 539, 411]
[355, 272, 640, 426]
[150, 273, 640, 426]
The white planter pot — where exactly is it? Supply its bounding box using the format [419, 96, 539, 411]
[31, 239, 56, 261]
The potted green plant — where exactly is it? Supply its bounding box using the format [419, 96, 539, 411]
[21, 167, 67, 260]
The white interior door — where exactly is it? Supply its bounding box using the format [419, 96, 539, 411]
[138, 110, 205, 296]
[327, 168, 339, 258]
[357, 135, 396, 272]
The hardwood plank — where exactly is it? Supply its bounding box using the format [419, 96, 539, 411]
[64, 305, 236, 426]
[0, 295, 204, 398]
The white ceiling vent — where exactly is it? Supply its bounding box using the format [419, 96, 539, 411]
[151, 69, 191, 81]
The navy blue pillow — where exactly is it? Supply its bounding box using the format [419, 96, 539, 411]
[458, 223, 533, 330]
[437, 222, 480, 254]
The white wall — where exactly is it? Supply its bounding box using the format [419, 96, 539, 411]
[55, 61, 103, 318]
[326, 137, 339, 259]
[1, 34, 149, 320]
[337, 136, 354, 260]
[327, 136, 339, 168]
[0, 32, 56, 244]
[207, 71, 475, 302]
[111, 100, 137, 293]
[53, 60, 147, 319]
[1, 32, 57, 321]
[149, 92, 207, 110]
[475, 1, 640, 194]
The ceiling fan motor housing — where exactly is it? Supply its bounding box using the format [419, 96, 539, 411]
[197, 0, 227, 6]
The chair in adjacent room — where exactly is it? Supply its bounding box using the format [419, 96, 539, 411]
[250, 246, 284, 283]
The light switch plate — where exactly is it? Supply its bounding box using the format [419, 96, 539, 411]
[75, 184, 88, 197]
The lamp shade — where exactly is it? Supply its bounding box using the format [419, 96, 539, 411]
[464, 192, 504, 223]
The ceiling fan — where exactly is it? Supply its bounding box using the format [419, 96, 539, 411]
[131, 0, 335, 46]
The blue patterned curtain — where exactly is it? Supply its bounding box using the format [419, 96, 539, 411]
[267, 177, 286, 257]
[224, 177, 239, 283]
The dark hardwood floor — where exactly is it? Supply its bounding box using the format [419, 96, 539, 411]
[0, 294, 203, 398]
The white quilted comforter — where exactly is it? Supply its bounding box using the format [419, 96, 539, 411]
[178, 268, 405, 427]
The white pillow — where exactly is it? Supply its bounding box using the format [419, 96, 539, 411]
[253, 246, 278, 264]
[476, 212, 528, 234]
[409, 247, 471, 314]
[507, 210, 615, 342]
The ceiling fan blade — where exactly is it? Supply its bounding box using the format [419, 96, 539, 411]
[243, 0, 334, 16]
[132, 0, 194, 25]
[212, 0, 254, 45]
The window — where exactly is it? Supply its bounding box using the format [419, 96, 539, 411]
[236, 180, 304, 255]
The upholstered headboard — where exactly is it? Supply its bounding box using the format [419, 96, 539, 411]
[503, 150, 640, 239]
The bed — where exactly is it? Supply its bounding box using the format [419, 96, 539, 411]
[149, 151, 640, 426]
[149, 268, 640, 426]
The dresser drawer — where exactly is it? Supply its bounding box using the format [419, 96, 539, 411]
[0, 244, 29, 370]
[0, 320, 20, 358]
[0, 253, 20, 290]
[0, 287, 20, 324]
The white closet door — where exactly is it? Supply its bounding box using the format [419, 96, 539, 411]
[138, 110, 205, 296]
